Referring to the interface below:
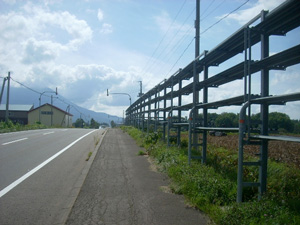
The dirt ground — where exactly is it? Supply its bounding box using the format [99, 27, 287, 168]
[206, 134, 300, 169]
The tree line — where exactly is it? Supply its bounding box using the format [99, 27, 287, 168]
[73, 118, 116, 128]
[176, 112, 300, 134]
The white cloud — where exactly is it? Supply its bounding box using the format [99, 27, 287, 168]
[0, 3, 93, 72]
[100, 23, 113, 34]
[1, 3, 93, 49]
[97, 8, 104, 21]
[270, 68, 300, 94]
[154, 10, 171, 33]
[21, 38, 63, 64]
[154, 10, 191, 36]
[224, 0, 286, 25]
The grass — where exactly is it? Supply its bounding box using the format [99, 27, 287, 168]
[137, 150, 147, 156]
[0, 120, 48, 133]
[94, 136, 100, 147]
[121, 126, 300, 224]
[86, 152, 93, 161]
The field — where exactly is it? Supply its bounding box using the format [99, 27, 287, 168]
[206, 134, 300, 169]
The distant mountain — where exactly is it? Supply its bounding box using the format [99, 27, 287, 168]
[1, 86, 122, 125]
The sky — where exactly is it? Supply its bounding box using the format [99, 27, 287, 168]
[0, 0, 299, 119]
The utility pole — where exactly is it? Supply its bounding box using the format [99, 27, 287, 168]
[195, 0, 200, 57]
[51, 95, 53, 126]
[138, 81, 143, 97]
[5, 72, 10, 122]
[0, 77, 7, 105]
[193, 0, 200, 104]
[192, 0, 200, 152]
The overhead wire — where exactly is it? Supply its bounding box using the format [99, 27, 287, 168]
[161, 24, 194, 71]
[10, 77, 42, 95]
[155, 0, 221, 78]
[200, 0, 226, 22]
[165, 37, 194, 78]
[8, 76, 88, 120]
[200, 0, 216, 19]
[155, 7, 195, 76]
[149, 6, 195, 75]
[161, 0, 250, 78]
[141, 0, 188, 77]
[200, 0, 250, 35]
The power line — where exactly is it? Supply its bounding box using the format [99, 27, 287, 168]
[10, 77, 42, 95]
[9, 76, 89, 119]
[200, 0, 249, 35]
[162, 0, 249, 79]
[159, 24, 194, 76]
[200, 0, 226, 22]
[165, 37, 194, 78]
[200, 0, 216, 19]
[141, 0, 188, 76]
[152, 7, 195, 64]
[152, 8, 195, 74]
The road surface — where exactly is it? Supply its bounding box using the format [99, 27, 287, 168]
[0, 128, 105, 225]
[66, 128, 208, 225]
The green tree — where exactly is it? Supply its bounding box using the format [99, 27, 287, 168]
[215, 112, 238, 127]
[90, 118, 100, 129]
[110, 120, 116, 128]
[292, 119, 300, 134]
[208, 113, 219, 126]
[74, 118, 85, 128]
[269, 112, 293, 133]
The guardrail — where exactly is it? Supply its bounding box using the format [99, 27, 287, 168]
[126, 0, 300, 202]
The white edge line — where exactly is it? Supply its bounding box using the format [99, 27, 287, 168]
[2, 138, 28, 146]
[0, 130, 97, 198]
[43, 131, 55, 135]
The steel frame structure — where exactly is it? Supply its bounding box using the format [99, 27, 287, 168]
[126, 0, 300, 202]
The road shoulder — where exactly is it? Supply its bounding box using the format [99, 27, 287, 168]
[66, 128, 208, 225]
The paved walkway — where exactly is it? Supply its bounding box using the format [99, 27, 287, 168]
[66, 128, 207, 225]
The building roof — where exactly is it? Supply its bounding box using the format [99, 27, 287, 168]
[0, 104, 34, 111]
[29, 103, 73, 116]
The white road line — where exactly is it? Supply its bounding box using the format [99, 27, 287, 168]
[43, 131, 55, 135]
[2, 138, 28, 146]
[0, 130, 97, 198]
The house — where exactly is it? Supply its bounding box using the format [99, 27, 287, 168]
[0, 104, 34, 124]
[28, 103, 73, 127]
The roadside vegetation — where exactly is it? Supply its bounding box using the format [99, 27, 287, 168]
[0, 120, 48, 133]
[121, 126, 300, 224]
[0, 117, 112, 133]
[73, 118, 113, 128]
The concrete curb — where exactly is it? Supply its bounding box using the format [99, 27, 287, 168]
[61, 129, 108, 225]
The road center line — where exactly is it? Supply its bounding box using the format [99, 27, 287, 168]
[43, 131, 55, 135]
[2, 138, 28, 146]
[0, 130, 97, 198]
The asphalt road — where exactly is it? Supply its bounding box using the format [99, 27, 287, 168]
[0, 128, 105, 225]
[66, 128, 207, 225]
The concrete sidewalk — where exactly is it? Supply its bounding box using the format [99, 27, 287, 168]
[66, 128, 207, 225]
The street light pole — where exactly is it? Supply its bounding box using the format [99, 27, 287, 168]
[107, 89, 132, 105]
[5, 72, 10, 122]
[39, 88, 58, 123]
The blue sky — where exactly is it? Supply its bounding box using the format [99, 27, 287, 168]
[0, 0, 299, 119]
